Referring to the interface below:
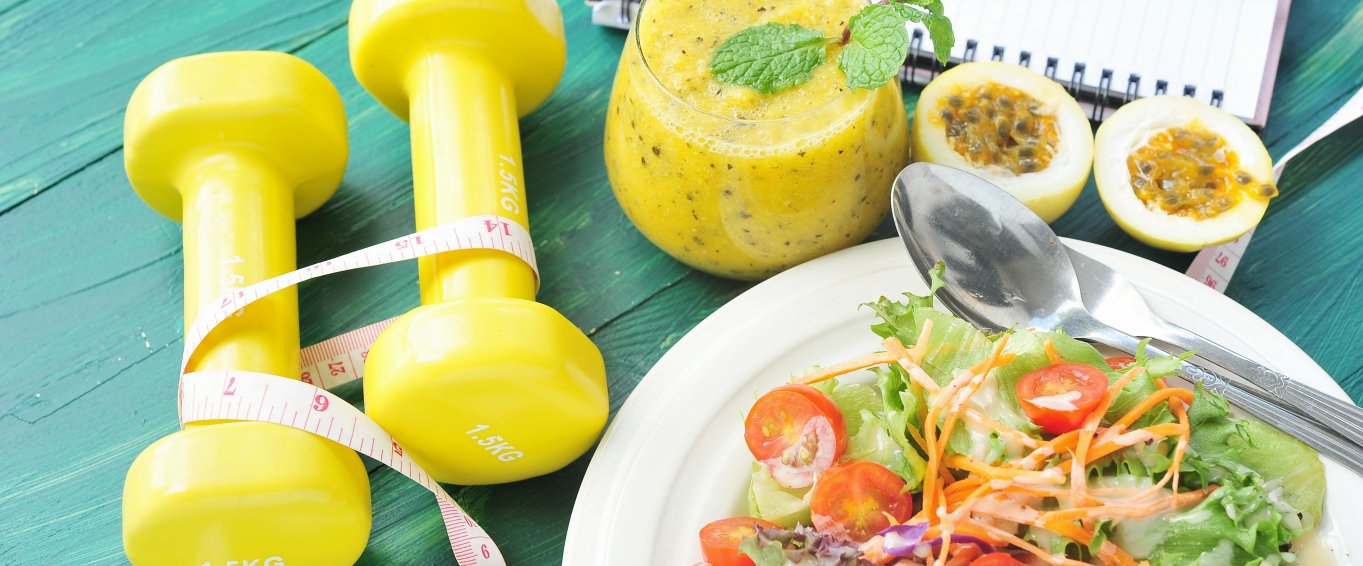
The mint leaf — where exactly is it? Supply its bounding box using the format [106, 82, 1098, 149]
[889, 2, 955, 64]
[710, 23, 833, 94]
[838, 4, 911, 90]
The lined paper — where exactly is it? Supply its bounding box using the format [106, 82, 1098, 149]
[908, 0, 1286, 122]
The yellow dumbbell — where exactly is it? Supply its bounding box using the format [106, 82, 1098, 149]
[350, 0, 609, 485]
[121, 52, 371, 565]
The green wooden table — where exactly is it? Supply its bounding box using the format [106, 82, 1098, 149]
[1, 1, 1361, 563]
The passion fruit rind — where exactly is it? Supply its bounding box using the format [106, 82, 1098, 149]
[1095, 96, 1274, 253]
[913, 61, 1093, 224]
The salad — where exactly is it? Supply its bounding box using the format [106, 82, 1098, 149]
[699, 264, 1325, 566]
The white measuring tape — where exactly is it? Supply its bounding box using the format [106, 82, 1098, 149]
[1186, 85, 1363, 292]
[178, 214, 538, 566]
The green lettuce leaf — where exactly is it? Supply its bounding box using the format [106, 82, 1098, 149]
[817, 380, 881, 436]
[1184, 384, 1324, 530]
[737, 535, 789, 566]
[868, 365, 928, 490]
[949, 423, 1006, 465]
[746, 462, 810, 528]
[1138, 484, 1299, 565]
[1236, 418, 1325, 531]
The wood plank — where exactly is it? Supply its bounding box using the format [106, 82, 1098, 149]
[1, 0, 1361, 564]
[0, 0, 347, 214]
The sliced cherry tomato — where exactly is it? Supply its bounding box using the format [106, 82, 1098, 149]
[1016, 362, 1109, 435]
[1105, 355, 1137, 371]
[744, 383, 847, 488]
[809, 461, 914, 542]
[970, 552, 1027, 566]
[699, 516, 781, 566]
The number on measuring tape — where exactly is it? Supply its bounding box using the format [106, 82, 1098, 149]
[181, 371, 507, 566]
[177, 216, 536, 566]
[1186, 85, 1363, 292]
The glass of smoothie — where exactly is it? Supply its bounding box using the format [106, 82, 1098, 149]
[604, 0, 911, 280]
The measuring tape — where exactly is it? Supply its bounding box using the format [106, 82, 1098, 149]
[1186, 85, 1363, 292]
[177, 214, 538, 566]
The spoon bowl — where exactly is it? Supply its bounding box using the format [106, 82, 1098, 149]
[890, 162, 1084, 332]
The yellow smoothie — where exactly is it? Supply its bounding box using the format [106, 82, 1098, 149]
[604, 0, 911, 280]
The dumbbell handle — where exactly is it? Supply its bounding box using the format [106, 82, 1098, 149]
[410, 51, 537, 304]
[180, 150, 302, 399]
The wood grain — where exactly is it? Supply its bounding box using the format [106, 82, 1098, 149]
[0, 1, 1360, 564]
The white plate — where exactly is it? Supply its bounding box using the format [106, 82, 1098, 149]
[563, 238, 1357, 565]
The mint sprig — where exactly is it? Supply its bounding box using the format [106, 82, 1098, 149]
[710, 23, 838, 95]
[839, 4, 911, 90]
[709, 0, 954, 94]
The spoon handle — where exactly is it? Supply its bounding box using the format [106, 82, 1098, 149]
[1147, 319, 1363, 448]
[1086, 328, 1363, 475]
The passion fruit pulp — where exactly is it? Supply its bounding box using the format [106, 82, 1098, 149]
[1126, 125, 1277, 220]
[1095, 96, 1276, 252]
[939, 83, 1062, 175]
[913, 61, 1093, 223]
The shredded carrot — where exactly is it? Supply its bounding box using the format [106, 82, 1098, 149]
[922, 372, 972, 523]
[1138, 394, 1191, 498]
[1112, 387, 1194, 430]
[907, 319, 937, 367]
[1044, 339, 1064, 365]
[1168, 398, 1190, 495]
[1044, 521, 1139, 566]
[945, 455, 1066, 484]
[1057, 422, 1184, 473]
[924, 336, 1013, 525]
[969, 502, 1138, 566]
[799, 351, 898, 385]
[935, 527, 953, 566]
[944, 482, 993, 515]
[1072, 366, 1146, 506]
[905, 422, 930, 453]
[1040, 488, 1212, 523]
[944, 476, 983, 498]
[881, 333, 942, 394]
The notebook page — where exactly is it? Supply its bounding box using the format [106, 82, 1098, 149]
[908, 0, 1283, 121]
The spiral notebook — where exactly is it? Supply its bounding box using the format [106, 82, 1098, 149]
[588, 0, 1293, 126]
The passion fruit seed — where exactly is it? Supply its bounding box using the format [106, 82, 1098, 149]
[939, 83, 1059, 176]
[1125, 125, 1277, 220]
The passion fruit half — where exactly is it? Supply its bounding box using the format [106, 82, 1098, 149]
[913, 61, 1094, 223]
[1094, 96, 1276, 252]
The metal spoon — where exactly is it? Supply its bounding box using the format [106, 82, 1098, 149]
[889, 162, 1363, 473]
[1066, 246, 1363, 445]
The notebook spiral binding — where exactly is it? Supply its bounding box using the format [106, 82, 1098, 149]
[586, 0, 1229, 123]
[899, 28, 1225, 122]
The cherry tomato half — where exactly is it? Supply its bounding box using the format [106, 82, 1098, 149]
[809, 461, 914, 542]
[1105, 355, 1137, 371]
[699, 516, 781, 566]
[1016, 362, 1109, 435]
[744, 383, 847, 488]
[970, 552, 1028, 566]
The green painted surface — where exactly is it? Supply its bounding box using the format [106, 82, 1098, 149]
[0, 0, 1360, 563]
